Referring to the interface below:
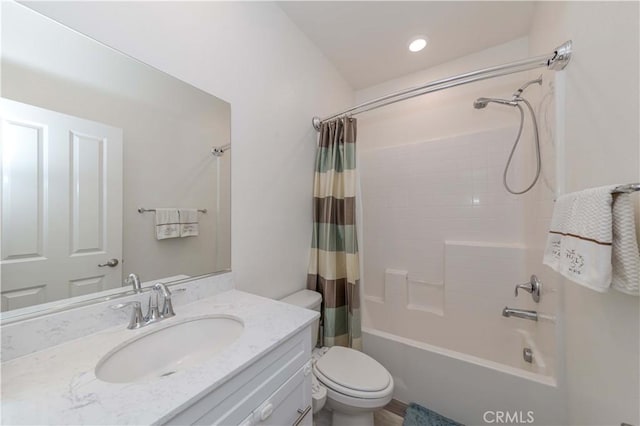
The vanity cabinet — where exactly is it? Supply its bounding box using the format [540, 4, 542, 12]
[1, 289, 319, 426]
[165, 326, 313, 426]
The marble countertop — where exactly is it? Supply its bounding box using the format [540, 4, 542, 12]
[1, 290, 318, 425]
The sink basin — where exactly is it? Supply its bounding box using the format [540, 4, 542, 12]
[95, 315, 244, 383]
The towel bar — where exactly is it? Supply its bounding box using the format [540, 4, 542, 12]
[138, 208, 207, 214]
[613, 183, 640, 194]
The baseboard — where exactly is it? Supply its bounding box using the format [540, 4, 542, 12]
[385, 399, 408, 418]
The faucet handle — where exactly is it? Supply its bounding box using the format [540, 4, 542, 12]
[153, 283, 175, 318]
[146, 290, 161, 323]
[514, 284, 531, 296]
[111, 301, 145, 329]
[514, 275, 542, 303]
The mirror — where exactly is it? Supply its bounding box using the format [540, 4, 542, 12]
[0, 2, 231, 315]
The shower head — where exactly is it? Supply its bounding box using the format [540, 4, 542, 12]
[473, 97, 518, 109]
[473, 98, 490, 109]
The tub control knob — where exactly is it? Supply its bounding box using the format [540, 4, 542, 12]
[514, 275, 542, 303]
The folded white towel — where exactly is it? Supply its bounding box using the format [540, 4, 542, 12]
[543, 185, 639, 295]
[611, 193, 640, 295]
[179, 208, 199, 237]
[155, 208, 180, 240]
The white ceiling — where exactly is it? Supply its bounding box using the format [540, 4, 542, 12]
[278, 1, 535, 90]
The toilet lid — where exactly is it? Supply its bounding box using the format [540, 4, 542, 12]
[314, 347, 390, 392]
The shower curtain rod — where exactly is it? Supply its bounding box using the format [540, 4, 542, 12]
[312, 40, 572, 131]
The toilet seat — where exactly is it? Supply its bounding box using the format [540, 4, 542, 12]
[313, 347, 394, 400]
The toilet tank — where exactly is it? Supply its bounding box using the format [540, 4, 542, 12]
[280, 290, 322, 348]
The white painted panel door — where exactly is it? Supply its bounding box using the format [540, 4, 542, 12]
[0, 98, 123, 311]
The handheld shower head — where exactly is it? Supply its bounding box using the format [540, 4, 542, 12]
[473, 97, 518, 109]
[473, 98, 490, 109]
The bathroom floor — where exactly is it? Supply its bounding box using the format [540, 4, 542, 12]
[374, 409, 405, 426]
[314, 408, 404, 426]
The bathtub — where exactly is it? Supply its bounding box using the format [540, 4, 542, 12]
[359, 241, 566, 425]
[362, 328, 567, 425]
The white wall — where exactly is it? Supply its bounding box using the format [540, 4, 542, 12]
[529, 2, 640, 425]
[356, 38, 531, 151]
[23, 1, 354, 299]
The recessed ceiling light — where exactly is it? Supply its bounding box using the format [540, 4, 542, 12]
[408, 37, 428, 53]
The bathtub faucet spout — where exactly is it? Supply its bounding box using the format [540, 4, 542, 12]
[502, 307, 538, 321]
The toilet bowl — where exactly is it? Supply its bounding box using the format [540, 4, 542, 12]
[280, 290, 394, 425]
[314, 345, 394, 425]
[311, 375, 327, 414]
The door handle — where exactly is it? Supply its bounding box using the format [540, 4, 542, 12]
[98, 259, 119, 267]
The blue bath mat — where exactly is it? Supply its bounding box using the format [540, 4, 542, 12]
[403, 403, 464, 426]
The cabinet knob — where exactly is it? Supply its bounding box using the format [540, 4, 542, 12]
[303, 361, 312, 376]
[259, 403, 274, 421]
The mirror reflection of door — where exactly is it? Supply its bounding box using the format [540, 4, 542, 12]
[1, 98, 123, 311]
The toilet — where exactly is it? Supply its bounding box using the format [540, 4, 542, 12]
[281, 290, 394, 426]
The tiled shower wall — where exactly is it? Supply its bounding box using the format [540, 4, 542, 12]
[359, 126, 554, 372]
[360, 126, 527, 299]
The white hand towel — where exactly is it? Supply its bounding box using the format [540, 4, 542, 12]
[155, 208, 180, 240]
[543, 185, 639, 295]
[611, 193, 639, 295]
[179, 208, 199, 237]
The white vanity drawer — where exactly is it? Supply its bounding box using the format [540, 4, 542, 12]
[251, 364, 312, 426]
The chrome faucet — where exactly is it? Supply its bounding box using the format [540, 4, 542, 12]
[502, 307, 538, 322]
[146, 290, 161, 324]
[111, 282, 177, 329]
[153, 282, 175, 318]
[124, 273, 143, 293]
[111, 301, 146, 329]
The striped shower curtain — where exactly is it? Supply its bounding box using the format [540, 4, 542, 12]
[307, 117, 362, 350]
